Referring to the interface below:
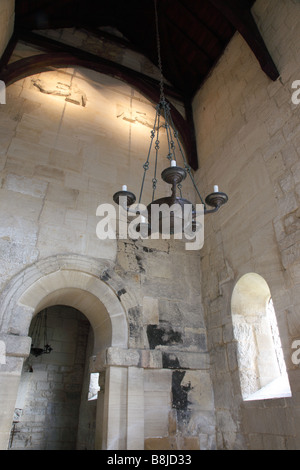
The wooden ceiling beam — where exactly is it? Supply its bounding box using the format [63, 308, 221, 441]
[169, 0, 223, 62]
[177, 0, 232, 46]
[0, 32, 19, 70]
[0, 37, 199, 170]
[156, 0, 188, 97]
[15, 29, 182, 101]
[14, 0, 79, 29]
[208, 0, 279, 80]
[166, 16, 213, 66]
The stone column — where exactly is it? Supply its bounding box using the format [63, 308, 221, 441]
[126, 367, 144, 450]
[94, 372, 106, 450]
[103, 366, 128, 450]
[93, 348, 145, 450]
[0, 334, 31, 450]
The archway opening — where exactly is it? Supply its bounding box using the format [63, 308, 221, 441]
[9, 305, 97, 450]
[231, 273, 291, 401]
[0, 262, 130, 451]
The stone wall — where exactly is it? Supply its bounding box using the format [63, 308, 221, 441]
[0, 36, 212, 449]
[116, 237, 215, 450]
[0, 39, 192, 291]
[193, 0, 300, 450]
[3, 0, 300, 450]
[0, 0, 14, 58]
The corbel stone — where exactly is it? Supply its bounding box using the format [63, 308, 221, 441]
[0, 333, 32, 359]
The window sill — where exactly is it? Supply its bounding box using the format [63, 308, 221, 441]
[244, 374, 292, 401]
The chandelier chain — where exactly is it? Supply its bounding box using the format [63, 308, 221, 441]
[138, 106, 160, 204]
[154, 0, 165, 103]
[113, 0, 228, 227]
[152, 109, 161, 201]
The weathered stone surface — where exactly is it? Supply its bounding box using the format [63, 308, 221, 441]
[192, 0, 300, 450]
[1, 0, 300, 451]
[0, 334, 31, 358]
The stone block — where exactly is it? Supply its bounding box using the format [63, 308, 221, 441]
[106, 347, 140, 368]
[45, 183, 79, 207]
[0, 188, 44, 223]
[142, 296, 159, 325]
[241, 406, 295, 436]
[34, 164, 65, 182]
[7, 137, 51, 164]
[281, 241, 300, 268]
[180, 436, 200, 450]
[144, 437, 176, 450]
[0, 334, 32, 358]
[4, 174, 48, 198]
[140, 349, 163, 369]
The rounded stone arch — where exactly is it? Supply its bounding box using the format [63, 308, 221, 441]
[0, 255, 139, 450]
[231, 272, 271, 318]
[19, 272, 128, 354]
[0, 255, 134, 352]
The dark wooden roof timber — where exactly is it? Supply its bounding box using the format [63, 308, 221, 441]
[11, 0, 279, 97]
[0, 0, 280, 169]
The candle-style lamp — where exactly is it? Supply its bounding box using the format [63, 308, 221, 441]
[205, 185, 228, 214]
[113, 184, 136, 208]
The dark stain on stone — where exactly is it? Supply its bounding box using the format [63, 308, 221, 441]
[142, 246, 155, 253]
[135, 254, 145, 272]
[128, 306, 143, 348]
[162, 352, 180, 369]
[117, 288, 127, 299]
[147, 322, 183, 349]
[172, 370, 192, 411]
[100, 271, 111, 282]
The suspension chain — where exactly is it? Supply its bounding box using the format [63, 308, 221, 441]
[154, 0, 165, 103]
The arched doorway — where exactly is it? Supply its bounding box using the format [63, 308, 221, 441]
[0, 256, 143, 450]
[9, 305, 94, 450]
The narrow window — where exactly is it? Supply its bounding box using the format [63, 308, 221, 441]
[88, 372, 100, 401]
[231, 273, 291, 401]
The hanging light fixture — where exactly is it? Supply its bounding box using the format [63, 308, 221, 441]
[30, 308, 53, 357]
[113, 0, 228, 237]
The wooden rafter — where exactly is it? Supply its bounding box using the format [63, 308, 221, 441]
[0, 32, 18, 71]
[12, 29, 183, 102]
[208, 0, 279, 81]
[0, 31, 199, 170]
[1, 0, 281, 172]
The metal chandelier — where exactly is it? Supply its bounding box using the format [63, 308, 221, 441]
[113, 0, 228, 236]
